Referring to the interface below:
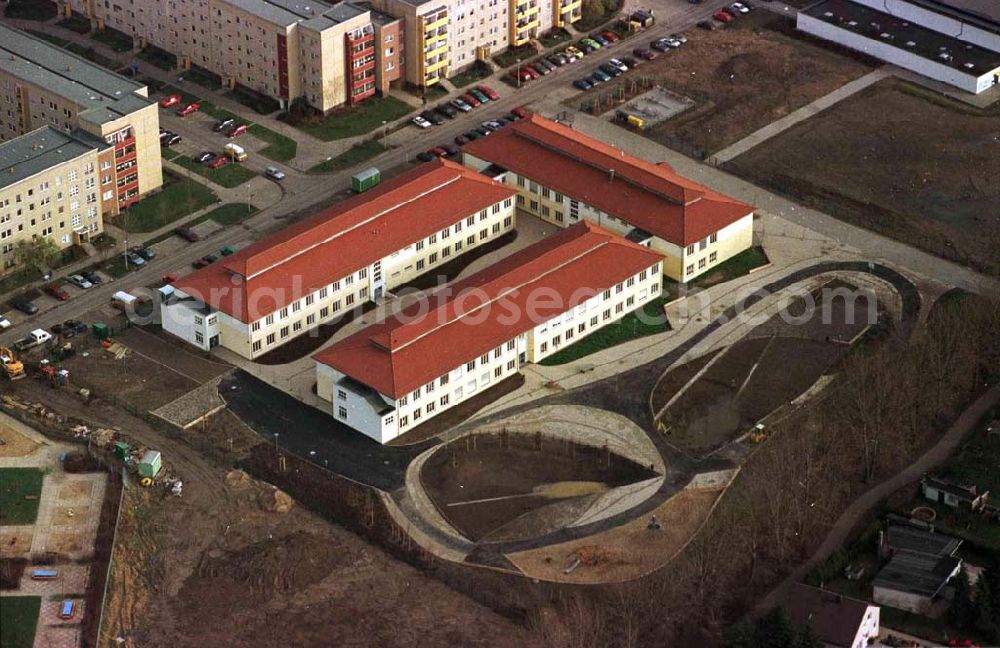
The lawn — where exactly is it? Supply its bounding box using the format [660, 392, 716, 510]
[199, 101, 246, 123]
[64, 43, 119, 70]
[286, 96, 412, 141]
[121, 171, 218, 233]
[448, 62, 492, 88]
[540, 28, 571, 48]
[174, 156, 256, 188]
[493, 44, 539, 69]
[91, 27, 133, 52]
[685, 246, 770, 288]
[185, 65, 222, 91]
[0, 596, 41, 648]
[310, 140, 386, 173]
[5, 0, 57, 20]
[58, 14, 92, 34]
[144, 203, 259, 246]
[539, 296, 671, 366]
[25, 30, 70, 47]
[138, 46, 177, 71]
[160, 147, 181, 161]
[227, 85, 281, 115]
[0, 468, 44, 525]
[249, 124, 297, 162]
[576, 0, 622, 31]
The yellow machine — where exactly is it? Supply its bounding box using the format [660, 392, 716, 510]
[1, 346, 26, 380]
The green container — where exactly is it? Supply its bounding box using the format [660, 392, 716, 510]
[92, 322, 110, 340]
[138, 450, 161, 478]
[220, 245, 237, 256]
[351, 167, 380, 193]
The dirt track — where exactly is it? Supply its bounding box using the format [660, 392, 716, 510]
[727, 78, 1000, 272]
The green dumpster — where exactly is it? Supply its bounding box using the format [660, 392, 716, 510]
[92, 323, 110, 340]
[113, 442, 130, 461]
[220, 245, 237, 256]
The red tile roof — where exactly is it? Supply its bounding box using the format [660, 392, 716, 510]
[463, 113, 753, 246]
[314, 222, 663, 399]
[170, 159, 516, 323]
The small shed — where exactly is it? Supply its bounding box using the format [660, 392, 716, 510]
[92, 323, 110, 340]
[138, 451, 162, 478]
[351, 167, 380, 193]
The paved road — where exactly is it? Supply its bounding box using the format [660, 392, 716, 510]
[0, 0, 732, 342]
[753, 381, 1000, 615]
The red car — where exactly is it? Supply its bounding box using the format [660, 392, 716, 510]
[477, 84, 499, 101]
[713, 10, 734, 21]
[206, 156, 229, 169]
[428, 147, 447, 158]
[161, 274, 178, 285]
[525, 66, 542, 79]
[600, 30, 620, 42]
[516, 68, 533, 83]
[176, 101, 200, 116]
[461, 93, 480, 107]
[44, 284, 70, 301]
[511, 106, 528, 119]
[225, 123, 248, 137]
[160, 94, 181, 108]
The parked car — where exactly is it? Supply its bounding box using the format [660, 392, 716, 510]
[436, 102, 458, 118]
[81, 270, 102, 285]
[160, 94, 181, 108]
[43, 284, 70, 301]
[593, 67, 614, 81]
[421, 110, 445, 125]
[481, 120, 504, 131]
[478, 84, 500, 100]
[474, 126, 492, 137]
[175, 226, 200, 242]
[0, 314, 9, 329]
[57, 319, 88, 338]
[564, 46, 584, 59]
[651, 39, 672, 52]
[161, 133, 182, 146]
[451, 98, 472, 112]
[213, 118, 235, 132]
[207, 156, 229, 169]
[670, 32, 688, 43]
[582, 37, 602, 50]
[461, 92, 481, 107]
[587, 73, 604, 86]
[730, 2, 750, 13]
[600, 30, 620, 43]
[416, 151, 436, 162]
[548, 54, 567, 67]
[11, 296, 38, 315]
[713, 10, 734, 22]
[194, 151, 216, 164]
[412, 115, 432, 129]
[454, 134, 471, 145]
[265, 166, 285, 180]
[67, 274, 93, 289]
[202, 254, 219, 266]
[463, 130, 482, 141]
[220, 246, 237, 256]
[511, 106, 528, 119]
[523, 66, 541, 79]
[534, 59, 555, 73]
[608, 58, 629, 73]
[516, 68, 534, 83]
[428, 147, 448, 158]
[124, 251, 146, 267]
[468, 88, 490, 103]
[634, 47, 656, 60]
[577, 40, 595, 54]
[176, 101, 200, 116]
[599, 63, 622, 78]
[591, 33, 609, 46]
[131, 245, 156, 260]
[573, 78, 594, 91]
[697, 19, 717, 30]
[225, 123, 248, 137]
[441, 144, 460, 157]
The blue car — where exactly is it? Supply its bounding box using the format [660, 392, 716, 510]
[573, 78, 593, 91]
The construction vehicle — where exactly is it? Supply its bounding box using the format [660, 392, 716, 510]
[14, 328, 52, 351]
[1, 345, 26, 380]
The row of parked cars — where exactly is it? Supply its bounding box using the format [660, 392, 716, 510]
[706, 2, 753, 27]
[412, 84, 501, 129]
[515, 29, 623, 84]
[416, 106, 528, 161]
[572, 33, 687, 91]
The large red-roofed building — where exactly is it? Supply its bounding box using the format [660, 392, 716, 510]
[159, 159, 517, 358]
[461, 113, 755, 282]
[314, 221, 664, 443]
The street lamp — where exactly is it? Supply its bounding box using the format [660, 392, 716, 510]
[381, 120, 388, 150]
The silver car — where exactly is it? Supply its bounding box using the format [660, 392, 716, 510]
[67, 274, 93, 289]
[265, 166, 286, 180]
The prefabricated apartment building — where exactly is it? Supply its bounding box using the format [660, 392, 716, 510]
[160, 113, 754, 442]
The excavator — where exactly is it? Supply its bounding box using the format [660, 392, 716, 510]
[1, 345, 26, 381]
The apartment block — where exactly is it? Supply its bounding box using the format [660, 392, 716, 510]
[0, 127, 111, 274]
[462, 113, 755, 283]
[59, 0, 392, 111]
[371, 0, 579, 87]
[160, 159, 516, 358]
[0, 25, 162, 212]
[314, 222, 663, 443]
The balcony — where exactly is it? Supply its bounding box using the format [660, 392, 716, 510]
[559, 0, 582, 13]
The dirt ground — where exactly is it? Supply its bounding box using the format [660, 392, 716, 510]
[4, 379, 541, 648]
[421, 433, 656, 541]
[653, 281, 878, 456]
[727, 78, 1000, 273]
[572, 12, 873, 157]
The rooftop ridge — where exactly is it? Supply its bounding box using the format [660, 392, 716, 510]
[240, 162, 463, 279]
[383, 234, 611, 352]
